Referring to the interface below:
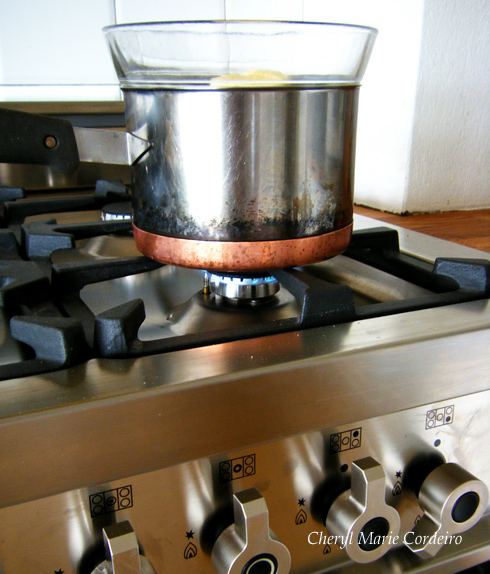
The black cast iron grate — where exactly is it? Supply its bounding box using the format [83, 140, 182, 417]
[0, 181, 489, 380]
[92, 228, 490, 358]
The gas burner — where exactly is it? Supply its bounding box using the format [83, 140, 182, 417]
[206, 272, 280, 301]
[101, 201, 133, 221]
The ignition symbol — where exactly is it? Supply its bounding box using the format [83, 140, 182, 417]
[295, 508, 308, 525]
[392, 471, 403, 496]
[392, 481, 403, 496]
[184, 542, 198, 559]
[295, 498, 308, 524]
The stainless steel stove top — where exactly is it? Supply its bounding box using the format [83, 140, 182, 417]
[0, 190, 488, 574]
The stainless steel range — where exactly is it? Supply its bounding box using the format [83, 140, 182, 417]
[0, 177, 488, 574]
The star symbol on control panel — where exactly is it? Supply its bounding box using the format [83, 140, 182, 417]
[54, 570, 64, 574]
[185, 530, 195, 539]
[298, 498, 306, 506]
[395, 471, 403, 479]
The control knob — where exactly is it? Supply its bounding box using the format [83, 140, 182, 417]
[404, 462, 488, 558]
[211, 488, 291, 574]
[91, 521, 156, 574]
[324, 457, 401, 563]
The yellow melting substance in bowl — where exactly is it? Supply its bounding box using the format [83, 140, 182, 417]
[210, 69, 290, 88]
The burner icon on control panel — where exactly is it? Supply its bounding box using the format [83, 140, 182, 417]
[330, 428, 362, 454]
[89, 485, 133, 517]
[219, 454, 256, 482]
[426, 406, 454, 429]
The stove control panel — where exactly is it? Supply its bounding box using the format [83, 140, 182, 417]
[404, 462, 488, 558]
[211, 488, 291, 574]
[0, 392, 489, 574]
[323, 457, 401, 563]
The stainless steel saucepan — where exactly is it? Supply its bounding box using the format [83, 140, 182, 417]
[0, 21, 377, 271]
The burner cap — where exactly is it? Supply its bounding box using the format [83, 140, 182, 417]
[101, 201, 133, 221]
[207, 272, 280, 301]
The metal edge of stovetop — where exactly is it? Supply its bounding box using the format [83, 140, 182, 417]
[0, 219, 489, 508]
[354, 213, 490, 261]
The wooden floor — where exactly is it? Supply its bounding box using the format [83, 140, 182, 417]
[355, 206, 490, 253]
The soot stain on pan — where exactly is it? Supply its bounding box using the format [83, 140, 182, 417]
[133, 180, 344, 241]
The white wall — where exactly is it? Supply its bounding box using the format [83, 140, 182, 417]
[1, 0, 489, 212]
[406, 0, 490, 213]
[303, 1, 425, 214]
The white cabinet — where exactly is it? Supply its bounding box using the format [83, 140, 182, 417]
[225, 0, 302, 21]
[114, 0, 224, 24]
[0, 0, 118, 101]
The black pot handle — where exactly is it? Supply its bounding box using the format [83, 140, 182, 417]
[0, 107, 80, 174]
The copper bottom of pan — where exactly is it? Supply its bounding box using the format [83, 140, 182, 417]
[133, 223, 353, 272]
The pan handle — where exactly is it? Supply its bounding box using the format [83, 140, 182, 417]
[0, 107, 79, 174]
